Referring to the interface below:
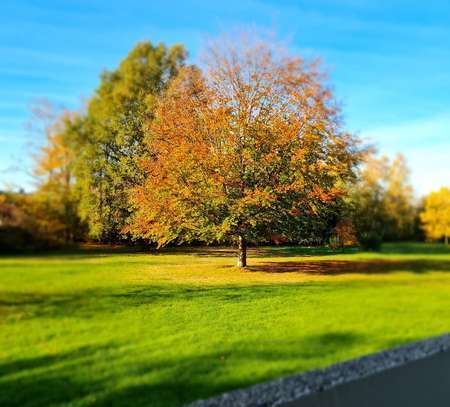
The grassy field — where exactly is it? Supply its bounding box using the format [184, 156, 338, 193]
[1, 243, 450, 407]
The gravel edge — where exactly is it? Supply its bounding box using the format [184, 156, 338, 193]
[186, 333, 450, 407]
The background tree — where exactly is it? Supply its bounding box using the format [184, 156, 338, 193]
[129, 36, 361, 267]
[76, 41, 186, 241]
[350, 153, 416, 249]
[383, 154, 416, 240]
[420, 187, 450, 244]
[32, 104, 86, 242]
[24, 100, 86, 243]
[349, 153, 388, 250]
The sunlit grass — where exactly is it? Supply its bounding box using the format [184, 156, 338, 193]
[1, 242, 450, 406]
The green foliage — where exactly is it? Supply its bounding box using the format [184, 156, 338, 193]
[75, 41, 186, 241]
[1, 243, 450, 406]
[350, 153, 416, 248]
[383, 154, 416, 240]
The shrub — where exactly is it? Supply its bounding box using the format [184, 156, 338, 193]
[359, 231, 383, 251]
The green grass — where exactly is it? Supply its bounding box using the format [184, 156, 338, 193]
[1, 242, 450, 407]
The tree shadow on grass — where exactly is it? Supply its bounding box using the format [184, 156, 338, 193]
[0, 282, 333, 321]
[0, 344, 117, 407]
[2, 241, 450, 262]
[380, 242, 450, 255]
[0, 285, 430, 407]
[248, 259, 450, 275]
[0, 331, 367, 407]
[158, 245, 355, 259]
[3, 252, 450, 323]
[0, 245, 347, 262]
[0, 244, 149, 260]
[88, 331, 432, 407]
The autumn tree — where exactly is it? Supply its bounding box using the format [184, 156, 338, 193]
[421, 187, 450, 244]
[130, 37, 361, 267]
[76, 41, 186, 241]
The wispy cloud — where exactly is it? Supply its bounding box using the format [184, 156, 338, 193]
[363, 114, 450, 150]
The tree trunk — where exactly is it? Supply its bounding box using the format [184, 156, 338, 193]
[445, 234, 449, 245]
[237, 235, 247, 268]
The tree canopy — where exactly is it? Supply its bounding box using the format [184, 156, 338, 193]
[129, 37, 361, 266]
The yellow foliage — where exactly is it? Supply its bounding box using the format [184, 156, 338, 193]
[421, 187, 450, 244]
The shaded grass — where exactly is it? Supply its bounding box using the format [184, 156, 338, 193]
[1, 242, 450, 406]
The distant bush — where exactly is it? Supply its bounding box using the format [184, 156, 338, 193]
[0, 192, 68, 252]
[358, 231, 383, 251]
[0, 226, 51, 253]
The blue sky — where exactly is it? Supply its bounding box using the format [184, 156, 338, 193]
[1, 0, 450, 195]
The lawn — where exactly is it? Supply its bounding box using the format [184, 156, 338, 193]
[1, 242, 450, 407]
